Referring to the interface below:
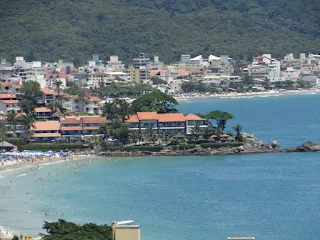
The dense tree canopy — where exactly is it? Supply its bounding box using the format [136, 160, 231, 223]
[1, 0, 320, 65]
[102, 99, 134, 122]
[131, 91, 179, 113]
[206, 110, 235, 133]
[93, 83, 153, 98]
[40, 219, 112, 240]
[19, 81, 42, 114]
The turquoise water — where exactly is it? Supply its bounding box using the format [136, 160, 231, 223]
[1, 93, 320, 240]
[178, 93, 320, 148]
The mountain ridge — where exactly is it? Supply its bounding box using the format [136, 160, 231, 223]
[0, 0, 319, 65]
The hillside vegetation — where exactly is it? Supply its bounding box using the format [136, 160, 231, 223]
[0, 0, 319, 65]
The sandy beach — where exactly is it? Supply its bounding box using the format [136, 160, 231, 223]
[174, 89, 320, 100]
[0, 152, 93, 174]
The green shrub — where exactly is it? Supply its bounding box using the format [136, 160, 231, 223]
[200, 142, 243, 149]
[18, 143, 86, 151]
[122, 145, 163, 152]
[5, 138, 22, 146]
[171, 144, 196, 150]
[102, 146, 122, 151]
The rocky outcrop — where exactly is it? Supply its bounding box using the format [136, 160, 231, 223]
[99, 141, 320, 157]
[296, 142, 320, 152]
[271, 140, 280, 150]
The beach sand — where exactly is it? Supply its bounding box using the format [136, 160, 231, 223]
[0, 153, 92, 173]
[174, 89, 320, 100]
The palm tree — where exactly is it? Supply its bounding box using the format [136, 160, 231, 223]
[0, 123, 8, 152]
[112, 99, 134, 122]
[233, 124, 243, 142]
[17, 114, 35, 143]
[203, 128, 211, 140]
[144, 127, 156, 144]
[137, 132, 143, 145]
[129, 131, 138, 145]
[54, 79, 63, 94]
[161, 134, 172, 145]
[214, 128, 221, 142]
[99, 122, 110, 140]
[191, 123, 203, 141]
[150, 134, 158, 146]
[89, 133, 101, 154]
[6, 110, 18, 137]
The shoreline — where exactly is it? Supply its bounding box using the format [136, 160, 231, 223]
[0, 153, 93, 174]
[0, 153, 95, 240]
[0, 142, 318, 239]
[174, 89, 320, 100]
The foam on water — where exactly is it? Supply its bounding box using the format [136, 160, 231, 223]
[17, 173, 27, 177]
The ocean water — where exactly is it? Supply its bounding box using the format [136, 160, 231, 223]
[1, 93, 320, 240]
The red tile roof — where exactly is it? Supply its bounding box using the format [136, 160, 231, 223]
[88, 72, 106, 77]
[1, 82, 12, 87]
[32, 121, 60, 131]
[60, 117, 82, 124]
[126, 114, 139, 123]
[136, 112, 158, 120]
[157, 113, 185, 122]
[0, 100, 19, 104]
[185, 114, 204, 121]
[127, 112, 189, 122]
[46, 73, 69, 79]
[0, 94, 16, 99]
[34, 107, 52, 113]
[41, 88, 57, 95]
[81, 116, 107, 124]
[85, 96, 100, 102]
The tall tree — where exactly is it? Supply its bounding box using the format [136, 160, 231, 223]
[17, 114, 35, 143]
[102, 99, 133, 122]
[233, 124, 243, 142]
[144, 127, 157, 144]
[242, 74, 254, 88]
[190, 123, 203, 141]
[129, 131, 138, 145]
[40, 219, 112, 240]
[6, 110, 18, 137]
[205, 110, 235, 133]
[131, 91, 178, 113]
[0, 123, 8, 151]
[99, 122, 110, 139]
[19, 81, 42, 114]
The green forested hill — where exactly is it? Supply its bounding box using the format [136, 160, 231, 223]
[0, 0, 319, 65]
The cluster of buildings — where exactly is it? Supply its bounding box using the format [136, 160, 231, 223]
[5, 111, 210, 142]
[1, 52, 319, 99]
[4, 115, 107, 142]
[0, 52, 319, 142]
[246, 53, 320, 87]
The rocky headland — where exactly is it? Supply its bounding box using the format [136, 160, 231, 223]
[99, 133, 320, 157]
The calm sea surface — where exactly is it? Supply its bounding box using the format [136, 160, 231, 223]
[1, 93, 320, 240]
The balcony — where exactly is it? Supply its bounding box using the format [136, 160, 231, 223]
[35, 112, 51, 119]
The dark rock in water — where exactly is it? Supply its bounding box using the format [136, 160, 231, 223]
[296, 142, 320, 152]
